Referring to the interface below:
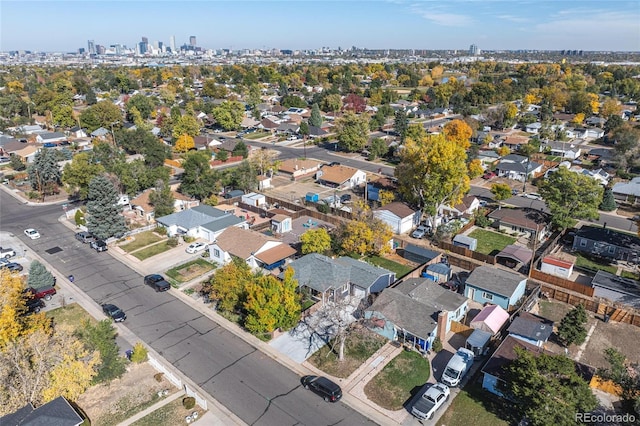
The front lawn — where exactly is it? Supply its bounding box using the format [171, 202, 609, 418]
[120, 231, 164, 253]
[132, 241, 172, 261]
[468, 229, 517, 255]
[244, 131, 270, 140]
[47, 303, 96, 329]
[165, 258, 216, 283]
[574, 253, 618, 275]
[437, 382, 514, 426]
[307, 326, 387, 378]
[364, 350, 430, 410]
[366, 256, 414, 278]
[130, 398, 206, 426]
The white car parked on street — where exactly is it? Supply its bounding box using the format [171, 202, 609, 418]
[24, 228, 41, 240]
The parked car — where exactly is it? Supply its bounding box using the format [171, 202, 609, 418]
[24, 228, 41, 239]
[91, 239, 108, 252]
[301, 376, 342, 402]
[412, 226, 429, 239]
[24, 296, 45, 314]
[521, 192, 543, 200]
[0, 247, 16, 259]
[340, 194, 352, 204]
[75, 231, 95, 244]
[25, 285, 57, 301]
[411, 382, 450, 420]
[1, 262, 23, 272]
[511, 189, 520, 196]
[144, 274, 171, 292]
[186, 242, 208, 254]
[482, 171, 496, 180]
[102, 303, 126, 322]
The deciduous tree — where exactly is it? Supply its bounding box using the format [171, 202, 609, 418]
[179, 151, 219, 200]
[62, 152, 105, 200]
[335, 111, 369, 152]
[443, 119, 472, 149]
[209, 258, 253, 313]
[86, 175, 127, 240]
[79, 101, 122, 132]
[149, 180, 175, 218]
[539, 167, 603, 230]
[491, 183, 512, 208]
[212, 100, 244, 131]
[232, 140, 249, 159]
[378, 189, 395, 206]
[394, 110, 408, 142]
[300, 228, 331, 254]
[368, 138, 388, 160]
[244, 269, 301, 334]
[171, 114, 200, 140]
[75, 319, 125, 384]
[468, 159, 484, 179]
[174, 134, 195, 152]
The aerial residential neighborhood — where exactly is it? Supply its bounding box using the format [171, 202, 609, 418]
[1, 3, 640, 425]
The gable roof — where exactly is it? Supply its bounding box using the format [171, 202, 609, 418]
[394, 278, 468, 313]
[575, 225, 640, 250]
[37, 132, 66, 141]
[375, 202, 416, 219]
[254, 244, 297, 265]
[481, 335, 550, 379]
[317, 165, 361, 184]
[335, 256, 395, 289]
[466, 265, 526, 298]
[91, 127, 110, 137]
[508, 312, 553, 342]
[308, 125, 328, 136]
[0, 396, 83, 426]
[592, 270, 640, 299]
[470, 304, 510, 334]
[488, 208, 548, 231]
[496, 244, 533, 265]
[612, 177, 640, 197]
[156, 204, 242, 232]
[215, 227, 276, 259]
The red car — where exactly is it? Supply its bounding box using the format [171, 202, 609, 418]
[482, 171, 496, 180]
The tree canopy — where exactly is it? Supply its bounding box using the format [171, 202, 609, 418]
[28, 148, 61, 200]
[557, 304, 588, 346]
[335, 111, 370, 152]
[86, 175, 127, 240]
[300, 228, 332, 254]
[62, 152, 105, 200]
[212, 100, 244, 131]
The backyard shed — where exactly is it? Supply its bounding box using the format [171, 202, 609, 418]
[452, 234, 477, 251]
[421, 263, 451, 283]
[465, 329, 492, 357]
[402, 244, 440, 264]
[470, 304, 509, 334]
[305, 192, 319, 202]
[540, 254, 575, 279]
[242, 192, 266, 207]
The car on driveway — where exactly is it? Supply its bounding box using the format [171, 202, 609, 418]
[144, 274, 171, 292]
[1, 262, 23, 272]
[0, 247, 16, 259]
[301, 376, 342, 402]
[411, 226, 429, 239]
[186, 242, 208, 254]
[411, 382, 450, 420]
[24, 296, 45, 314]
[482, 171, 496, 180]
[24, 228, 40, 239]
[102, 303, 126, 322]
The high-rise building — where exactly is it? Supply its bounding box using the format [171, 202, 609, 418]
[469, 44, 480, 55]
[87, 40, 95, 54]
[189, 36, 196, 47]
[170, 35, 176, 52]
[139, 37, 149, 54]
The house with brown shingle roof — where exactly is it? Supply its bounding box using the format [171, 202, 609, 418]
[209, 226, 296, 270]
[373, 202, 420, 234]
[316, 165, 366, 189]
[488, 207, 549, 241]
[278, 158, 323, 180]
[131, 188, 200, 222]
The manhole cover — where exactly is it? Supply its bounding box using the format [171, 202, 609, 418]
[45, 247, 62, 254]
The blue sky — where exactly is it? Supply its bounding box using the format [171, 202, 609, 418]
[1, 1, 639, 52]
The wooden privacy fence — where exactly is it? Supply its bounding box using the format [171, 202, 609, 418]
[438, 241, 496, 265]
[530, 269, 595, 297]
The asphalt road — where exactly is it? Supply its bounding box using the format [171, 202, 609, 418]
[0, 190, 376, 426]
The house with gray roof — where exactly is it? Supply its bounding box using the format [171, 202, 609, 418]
[590, 270, 640, 309]
[155, 205, 246, 242]
[612, 177, 640, 205]
[464, 265, 527, 310]
[36, 132, 67, 144]
[0, 396, 83, 426]
[507, 312, 553, 347]
[285, 253, 395, 304]
[572, 225, 640, 263]
[91, 127, 110, 138]
[365, 277, 468, 352]
[495, 154, 542, 182]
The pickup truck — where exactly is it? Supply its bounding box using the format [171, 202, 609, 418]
[411, 382, 450, 420]
[1, 247, 16, 259]
[26, 285, 57, 301]
[144, 274, 171, 292]
[441, 348, 475, 387]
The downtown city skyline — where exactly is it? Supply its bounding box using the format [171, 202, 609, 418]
[1, 0, 639, 53]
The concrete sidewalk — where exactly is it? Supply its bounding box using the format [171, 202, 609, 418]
[117, 390, 185, 426]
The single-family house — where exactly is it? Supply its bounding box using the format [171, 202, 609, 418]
[209, 226, 296, 270]
[130, 189, 199, 222]
[276, 122, 300, 135]
[0, 135, 23, 156]
[316, 165, 366, 189]
[307, 125, 328, 138]
[271, 214, 292, 234]
[365, 277, 468, 352]
[494, 154, 542, 181]
[259, 118, 280, 131]
[0, 396, 84, 426]
[440, 195, 480, 218]
[502, 135, 530, 151]
[488, 208, 548, 241]
[507, 312, 553, 347]
[155, 205, 246, 241]
[525, 122, 542, 134]
[278, 158, 322, 180]
[36, 132, 67, 145]
[470, 304, 510, 334]
[585, 116, 606, 127]
[286, 253, 396, 303]
[540, 253, 576, 279]
[373, 202, 420, 234]
[13, 144, 39, 163]
[590, 270, 640, 309]
[612, 177, 640, 205]
[477, 150, 501, 169]
[495, 244, 533, 270]
[90, 127, 110, 138]
[464, 265, 528, 311]
[69, 126, 88, 138]
[545, 141, 582, 160]
[572, 225, 640, 263]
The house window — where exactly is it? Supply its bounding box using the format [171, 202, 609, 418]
[579, 240, 587, 247]
[482, 292, 494, 301]
[608, 246, 615, 254]
[213, 248, 220, 257]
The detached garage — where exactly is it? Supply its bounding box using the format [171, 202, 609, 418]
[373, 202, 420, 235]
[540, 254, 575, 279]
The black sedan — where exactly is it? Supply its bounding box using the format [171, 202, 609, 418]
[1, 262, 24, 272]
[102, 303, 126, 322]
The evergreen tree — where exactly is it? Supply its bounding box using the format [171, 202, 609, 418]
[27, 260, 55, 289]
[309, 103, 323, 127]
[149, 181, 175, 218]
[76, 319, 126, 384]
[599, 187, 617, 212]
[86, 175, 127, 240]
[85, 89, 97, 105]
[394, 109, 409, 142]
[9, 154, 26, 171]
[28, 148, 61, 200]
[232, 141, 249, 159]
[557, 304, 588, 346]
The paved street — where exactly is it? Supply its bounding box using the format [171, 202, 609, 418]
[0, 189, 377, 426]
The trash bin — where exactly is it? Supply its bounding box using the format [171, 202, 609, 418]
[603, 314, 610, 323]
[68, 275, 74, 283]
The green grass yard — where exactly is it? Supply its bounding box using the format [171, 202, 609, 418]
[468, 229, 517, 255]
[574, 253, 618, 275]
[366, 256, 414, 278]
[120, 231, 164, 253]
[437, 382, 514, 426]
[132, 241, 172, 261]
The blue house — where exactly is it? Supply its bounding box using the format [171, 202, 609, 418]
[464, 266, 527, 311]
[365, 278, 468, 352]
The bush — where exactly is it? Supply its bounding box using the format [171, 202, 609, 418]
[26, 191, 40, 199]
[317, 203, 330, 214]
[182, 396, 196, 410]
[75, 209, 86, 226]
[167, 236, 179, 247]
[154, 372, 164, 382]
[156, 226, 167, 235]
[432, 337, 443, 353]
[130, 342, 148, 363]
[183, 236, 196, 243]
[474, 212, 491, 228]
